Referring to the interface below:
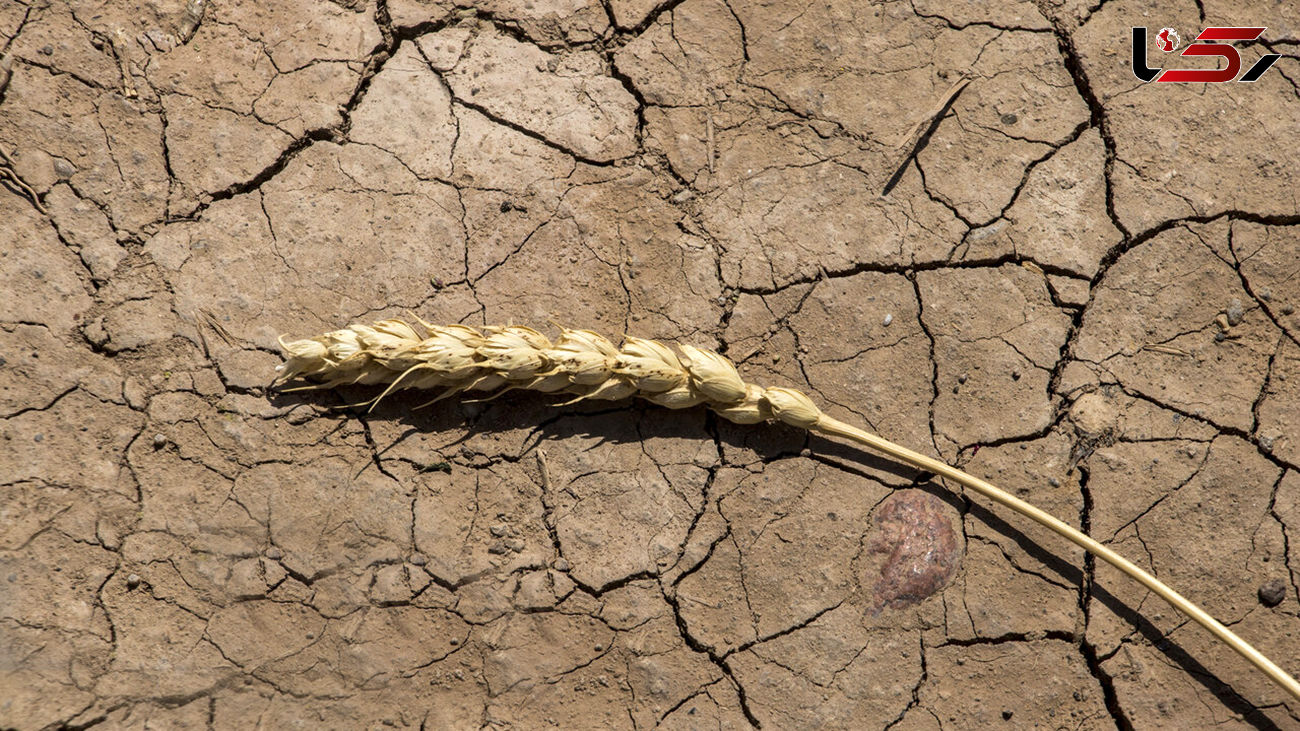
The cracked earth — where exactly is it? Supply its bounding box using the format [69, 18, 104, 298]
[3, 0, 1300, 728]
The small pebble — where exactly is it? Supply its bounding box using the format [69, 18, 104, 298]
[506, 538, 525, 553]
[126, 574, 141, 589]
[1259, 288, 1271, 301]
[553, 558, 570, 571]
[265, 546, 283, 560]
[1214, 331, 1226, 342]
[1226, 298, 1244, 326]
[40, 44, 53, 55]
[1048, 477, 1061, 487]
[1002, 710, 1014, 721]
[54, 159, 75, 177]
[957, 373, 968, 384]
[1259, 436, 1274, 451]
[449, 637, 460, 646]
[1010, 370, 1021, 381]
[409, 552, 427, 566]
[488, 542, 509, 555]
[1000, 113, 1018, 125]
[152, 433, 167, 449]
[1258, 579, 1287, 607]
[489, 524, 509, 537]
[1282, 304, 1295, 315]
[882, 313, 893, 327]
[33, 433, 43, 442]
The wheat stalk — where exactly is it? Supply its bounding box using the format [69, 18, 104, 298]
[275, 316, 1300, 702]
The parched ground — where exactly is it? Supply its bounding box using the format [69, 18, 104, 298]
[3, 0, 1300, 728]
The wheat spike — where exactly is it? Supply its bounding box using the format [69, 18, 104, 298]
[275, 317, 1300, 702]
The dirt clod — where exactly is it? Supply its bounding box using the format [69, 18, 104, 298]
[1226, 299, 1244, 326]
[1258, 579, 1287, 608]
[866, 490, 961, 611]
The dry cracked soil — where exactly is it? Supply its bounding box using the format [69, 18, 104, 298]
[3, 0, 1300, 728]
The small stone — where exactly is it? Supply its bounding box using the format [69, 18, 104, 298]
[1258, 579, 1287, 607]
[54, 159, 75, 178]
[882, 313, 893, 327]
[1226, 298, 1244, 326]
[1259, 436, 1274, 451]
[1282, 304, 1295, 315]
[957, 373, 968, 384]
[489, 524, 509, 537]
[1214, 331, 1226, 342]
[409, 552, 427, 566]
[1258, 288, 1271, 301]
[1000, 113, 1017, 125]
[264, 546, 283, 560]
[553, 558, 570, 571]
[40, 44, 53, 55]
[488, 541, 509, 555]
[507, 539, 525, 553]
[1010, 370, 1021, 381]
[33, 433, 43, 442]
[1048, 477, 1061, 487]
[152, 433, 167, 449]
[449, 637, 459, 646]
[126, 574, 141, 589]
[1002, 710, 1014, 721]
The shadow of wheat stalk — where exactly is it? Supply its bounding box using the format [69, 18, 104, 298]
[275, 316, 1300, 702]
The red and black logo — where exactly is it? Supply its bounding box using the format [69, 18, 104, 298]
[1131, 26, 1280, 83]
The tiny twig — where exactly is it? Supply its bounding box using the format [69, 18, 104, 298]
[706, 112, 715, 175]
[881, 75, 970, 197]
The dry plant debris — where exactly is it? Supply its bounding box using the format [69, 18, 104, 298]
[277, 318, 1300, 703]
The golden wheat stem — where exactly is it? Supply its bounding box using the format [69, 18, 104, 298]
[276, 318, 1300, 702]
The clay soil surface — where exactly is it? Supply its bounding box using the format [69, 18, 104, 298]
[4, 0, 1300, 728]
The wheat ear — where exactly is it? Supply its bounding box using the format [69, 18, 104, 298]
[275, 317, 1300, 702]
